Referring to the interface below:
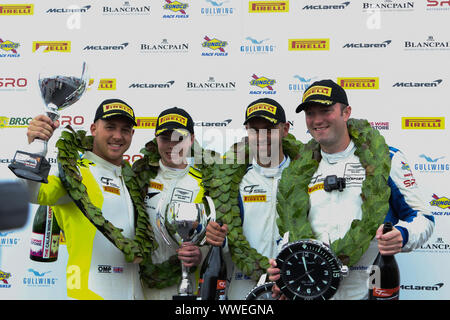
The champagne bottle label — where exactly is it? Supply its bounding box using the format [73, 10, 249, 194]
[217, 280, 226, 300]
[42, 207, 55, 259]
[30, 206, 59, 260]
[371, 286, 399, 300]
[30, 232, 44, 257]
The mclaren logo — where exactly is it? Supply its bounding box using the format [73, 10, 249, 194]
[393, 79, 442, 87]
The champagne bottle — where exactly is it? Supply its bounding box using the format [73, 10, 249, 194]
[30, 205, 61, 262]
[368, 222, 400, 300]
[198, 224, 227, 300]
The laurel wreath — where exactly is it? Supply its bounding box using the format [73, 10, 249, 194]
[202, 118, 391, 280]
[56, 126, 155, 265]
[131, 138, 220, 289]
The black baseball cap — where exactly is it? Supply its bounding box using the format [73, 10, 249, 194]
[243, 98, 286, 125]
[94, 98, 137, 126]
[155, 107, 194, 137]
[295, 79, 349, 113]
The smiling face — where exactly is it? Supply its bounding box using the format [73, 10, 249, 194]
[90, 117, 134, 166]
[304, 103, 351, 154]
[156, 130, 194, 169]
[246, 117, 289, 167]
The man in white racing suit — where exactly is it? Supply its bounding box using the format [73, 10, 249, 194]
[21, 99, 144, 299]
[139, 107, 204, 300]
[206, 98, 291, 299]
[268, 79, 435, 300]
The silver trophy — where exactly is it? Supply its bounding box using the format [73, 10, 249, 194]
[9, 62, 89, 183]
[156, 201, 207, 300]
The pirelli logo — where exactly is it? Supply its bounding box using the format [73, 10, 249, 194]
[103, 186, 120, 195]
[98, 79, 116, 90]
[0, 4, 33, 15]
[103, 103, 134, 117]
[158, 114, 187, 126]
[337, 77, 379, 89]
[247, 103, 277, 116]
[249, 1, 289, 12]
[308, 183, 324, 194]
[402, 117, 445, 130]
[32, 41, 71, 53]
[303, 86, 332, 102]
[289, 39, 329, 51]
[244, 195, 267, 202]
[150, 181, 163, 191]
[136, 117, 157, 129]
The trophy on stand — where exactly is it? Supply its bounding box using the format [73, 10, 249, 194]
[9, 62, 89, 183]
[156, 201, 207, 300]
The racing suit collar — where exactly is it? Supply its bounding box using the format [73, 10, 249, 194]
[158, 159, 190, 179]
[252, 156, 290, 178]
[320, 140, 355, 165]
[84, 151, 123, 177]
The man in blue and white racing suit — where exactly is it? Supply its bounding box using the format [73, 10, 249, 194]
[268, 79, 435, 300]
[206, 98, 291, 299]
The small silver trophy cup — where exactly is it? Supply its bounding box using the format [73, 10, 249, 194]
[9, 62, 89, 183]
[157, 201, 207, 300]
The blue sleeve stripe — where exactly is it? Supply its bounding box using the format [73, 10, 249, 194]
[395, 226, 409, 247]
[424, 214, 435, 224]
[387, 177, 418, 223]
[238, 190, 245, 225]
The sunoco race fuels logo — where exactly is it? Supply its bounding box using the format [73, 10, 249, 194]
[0, 38, 20, 58]
[250, 74, 276, 94]
[163, 0, 189, 18]
[202, 36, 228, 56]
[430, 194, 450, 210]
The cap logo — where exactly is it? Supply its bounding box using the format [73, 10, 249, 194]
[302, 86, 332, 102]
[158, 114, 187, 126]
[103, 103, 134, 117]
[247, 103, 277, 116]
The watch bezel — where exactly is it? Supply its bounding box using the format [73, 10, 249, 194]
[275, 239, 343, 300]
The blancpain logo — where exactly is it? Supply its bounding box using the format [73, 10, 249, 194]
[362, 1, 414, 11]
[343, 40, 391, 48]
[83, 43, 129, 51]
[186, 77, 236, 91]
[140, 39, 189, 53]
[393, 79, 442, 87]
[405, 36, 450, 51]
[103, 2, 151, 15]
[129, 81, 175, 89]
[303, 2, 350, 10]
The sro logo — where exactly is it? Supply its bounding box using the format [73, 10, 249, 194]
[60, 115, 85, 126]
[123, 154, 143, 163]
[0, 77, 27, 88]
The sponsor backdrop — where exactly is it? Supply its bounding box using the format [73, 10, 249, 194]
[0, 0, 448, 300]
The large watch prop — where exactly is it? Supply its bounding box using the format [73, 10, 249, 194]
[246, 238, 348, 300]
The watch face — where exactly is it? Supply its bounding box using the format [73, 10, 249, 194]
[275, 240, 342, 300]
[246, 282, 276, 300]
